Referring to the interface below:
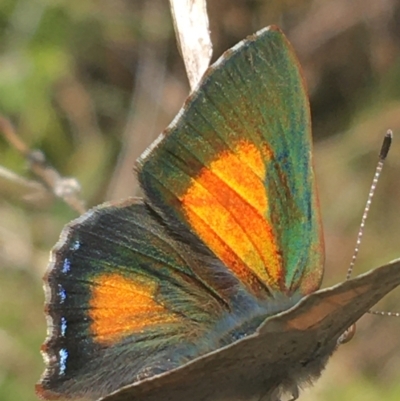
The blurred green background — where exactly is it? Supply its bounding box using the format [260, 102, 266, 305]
[1, 1, 400, 400]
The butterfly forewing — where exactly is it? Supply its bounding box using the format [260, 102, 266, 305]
[138, 26, 324, 300]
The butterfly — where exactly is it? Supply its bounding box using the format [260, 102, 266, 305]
[36, 25, 400, 401]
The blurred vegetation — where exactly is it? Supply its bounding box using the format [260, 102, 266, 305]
[1, 1, 400, 400]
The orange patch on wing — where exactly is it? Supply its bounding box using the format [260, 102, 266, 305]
[89, 274, 177, 344]
[180, 140, 283, 292]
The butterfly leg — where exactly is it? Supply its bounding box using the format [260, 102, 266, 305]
[259, 383, 299, 401]
[287, 384, 299, 401]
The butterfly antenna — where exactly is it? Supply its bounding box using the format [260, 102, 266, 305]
[346, 130, 393, 281]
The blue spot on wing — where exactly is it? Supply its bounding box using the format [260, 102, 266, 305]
[60, 317, 67, 337]
[58, 348, 68, 375]
[62, 259, 71, 273]
[57, 284, 66, 303]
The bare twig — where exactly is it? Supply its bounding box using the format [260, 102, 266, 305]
[0, 116, 86, 214]
[169, 0, 212, 90]
[0, 165, 48, 201]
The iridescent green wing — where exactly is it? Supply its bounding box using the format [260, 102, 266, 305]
[138, 26, 324, 299]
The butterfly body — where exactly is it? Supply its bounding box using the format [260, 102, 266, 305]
[37, 26, 400, 401]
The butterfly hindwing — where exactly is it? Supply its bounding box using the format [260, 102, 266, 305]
[138, 26, 324, 300]
[37, 199, 230, 400]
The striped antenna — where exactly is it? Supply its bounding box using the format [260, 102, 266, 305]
[344, 130, 397, 317]
[346, 130, 393, 281]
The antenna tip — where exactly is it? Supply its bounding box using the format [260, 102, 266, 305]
[380, 130, 393, 160]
